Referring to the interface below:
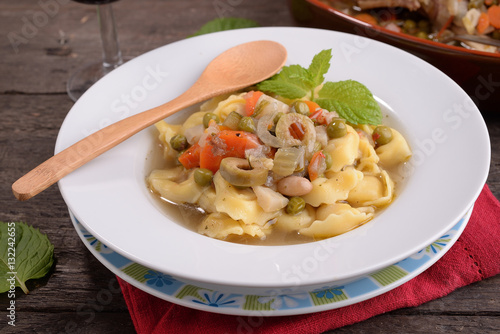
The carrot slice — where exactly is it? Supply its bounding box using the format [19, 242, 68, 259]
[217, 130, 261, 154]
[437, 15, 455, 37]
[303, 100, 320, 114]
[308, 151, 326, 182]
[199, 143, 224, 174]
[199, 130, 262, 173]
[488, 5, 500, 29]
[309, 109, 330, 125]
[353, 13, 378, 26]
[477, 12, 490, 34]
[244, 91, 264, 116]
[178, 143, 201, 169]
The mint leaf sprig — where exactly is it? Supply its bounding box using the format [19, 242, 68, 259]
[257, 49, 331, 100]
[0, 221, 55, 294]
[256, 49, 382, 125]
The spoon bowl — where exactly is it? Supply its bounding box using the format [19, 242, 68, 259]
[12, 40, 287, 201]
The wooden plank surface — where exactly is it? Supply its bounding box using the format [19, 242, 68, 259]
[1, 0, 499, 333]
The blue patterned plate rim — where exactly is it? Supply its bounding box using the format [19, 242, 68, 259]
[69, 205, 472, 316]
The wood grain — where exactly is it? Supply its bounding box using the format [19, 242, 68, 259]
[1, 0, 499, 333]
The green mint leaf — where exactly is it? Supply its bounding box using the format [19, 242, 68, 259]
[315, 80, 382, 125]
[190, 17, 259, 37]
[256, 64, 313, 99]
[307, 49, 332, 88]
[256, 49, 381, 125]
[0, 222, 54, 294]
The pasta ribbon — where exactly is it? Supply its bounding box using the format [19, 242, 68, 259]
[148, 168, 205, 204]
[323, 125, 359, 172]
[211, 93, 246, 120]
[304, 167, 363, 207]
[347, 170, 394, 207]
[376, 128, 412, 167]
[154, 120, 182, 162]
[213, 172, 280, 226]
[198, 212, 269, 240]
[275, 204, 316, 232]
[300, 203, 372, 238]
[356, 135, 381, 174]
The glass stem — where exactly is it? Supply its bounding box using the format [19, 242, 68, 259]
[97, 3, 123, 74]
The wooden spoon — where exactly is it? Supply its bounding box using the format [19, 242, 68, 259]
[12, 40, 287, 201]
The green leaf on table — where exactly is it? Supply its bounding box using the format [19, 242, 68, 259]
[191, 17, 259, 37]
[316, 80, 382, 125]
[0, 221, 54, 294]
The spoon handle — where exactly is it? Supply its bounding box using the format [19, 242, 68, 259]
[12, 83, 210, 201]
[12, 40, 287, 201]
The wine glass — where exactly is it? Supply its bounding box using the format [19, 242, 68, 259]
[67, 0, 126, 101]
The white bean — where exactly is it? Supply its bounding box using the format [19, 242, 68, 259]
[277, 176, 313, 197]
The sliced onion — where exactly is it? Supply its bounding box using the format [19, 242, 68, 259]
[256, 111, 284, 148]
[254, 95, 290, 119]
[197, 121, 220, 148]
[315, 125, 328, 148]
[184, 124, 204, 145]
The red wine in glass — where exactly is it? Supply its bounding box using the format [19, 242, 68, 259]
[67, 0, 125, 101]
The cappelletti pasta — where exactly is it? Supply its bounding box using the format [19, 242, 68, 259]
[147, 91, 412, 245]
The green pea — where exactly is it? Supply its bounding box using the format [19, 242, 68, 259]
[291, 101, 310, 115]
[169, 134, 188, 151]
[286, 196, 306, 215]
[372, 126, 393, 146]
[326, 119, 347, 139]
[194, 168, 213, 186]
[416, 31, 428, 39]
[403, 19, 417, 32]
[203, 112, 220, 128]
[238, 116, 256, 133]
[417, 20, 430, 33]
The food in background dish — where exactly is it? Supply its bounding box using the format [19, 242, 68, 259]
[147, 50, 412, 245]
[322, 0, 500, 53]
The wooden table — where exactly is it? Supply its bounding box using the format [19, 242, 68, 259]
[1, 0, 498, 332]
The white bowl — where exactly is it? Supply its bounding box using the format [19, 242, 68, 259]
[56, 27, 490, 295]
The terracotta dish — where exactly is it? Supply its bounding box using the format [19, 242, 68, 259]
[289, 0, 500, 112]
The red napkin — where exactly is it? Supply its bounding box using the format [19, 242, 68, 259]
[118, 184, 500, 334]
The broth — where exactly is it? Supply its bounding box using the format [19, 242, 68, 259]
[145, 99, 411, 246]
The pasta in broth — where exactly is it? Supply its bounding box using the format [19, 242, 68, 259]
[147, 91, 412, 245]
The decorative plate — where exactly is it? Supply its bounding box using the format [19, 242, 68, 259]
[70, 206, 472, 316]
